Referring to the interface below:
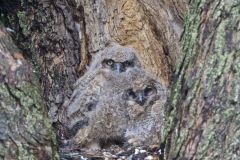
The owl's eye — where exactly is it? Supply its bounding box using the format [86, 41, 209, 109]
[127, 89, 136, 98]
[124, 61, 133, 67]
[102, 59, 115, 67]
[123, 89, 136, 100]
[106, 59, 114, 66]
[144, 86, 156, 96]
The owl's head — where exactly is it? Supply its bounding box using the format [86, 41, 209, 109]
[122, 74, 167, 118]
[99, 44, 140, 75]
[123, 81, 159, 106]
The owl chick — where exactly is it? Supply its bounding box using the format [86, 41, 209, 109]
[122, 72, 168, 147]
[58, 43, 141, 139]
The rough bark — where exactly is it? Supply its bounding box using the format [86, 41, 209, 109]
[0, 26, 58, 159]
[11, 0, 83, 121]
[164, 0, 240, 159]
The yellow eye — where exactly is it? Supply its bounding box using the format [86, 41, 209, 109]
[106, 59, 114, 66]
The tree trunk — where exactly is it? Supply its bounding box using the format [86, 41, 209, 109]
[0, 26, 58, 159]
[164, 0, 240, 159]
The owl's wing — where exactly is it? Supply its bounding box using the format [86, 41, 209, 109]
[73, 67, 100, 89]
[60, 90, 100, 130]
[67, 88, 100, 117]
[60, 76, 103, 131]
[68, 63, 101, 104]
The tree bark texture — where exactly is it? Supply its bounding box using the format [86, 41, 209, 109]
[0, 27, 58, 159]
[8, 0, 188, 120]
[164, 0, 240, 159]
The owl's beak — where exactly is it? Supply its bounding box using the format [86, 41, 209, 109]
[115, 63, 124, 73]
[136, 92, 145, 106]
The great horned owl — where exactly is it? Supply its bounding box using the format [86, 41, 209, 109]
[58, 43, 141, 139]
[122, 72, 168, 147]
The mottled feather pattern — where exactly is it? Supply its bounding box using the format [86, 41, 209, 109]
[57, 43, 168, 150]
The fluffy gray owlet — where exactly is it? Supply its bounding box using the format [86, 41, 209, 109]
[122, 71, 168, 147]
[68, 69, 150, 149]
[68, 69, 167, 150]
[58, 43, 141, 139]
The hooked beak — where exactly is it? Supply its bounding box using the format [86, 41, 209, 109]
[115, 63, 124, 73]
[136, 92, 145, 106]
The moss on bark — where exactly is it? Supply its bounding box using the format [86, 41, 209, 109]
[0, 26, 59, 159]
[165, 0, 240, 159]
